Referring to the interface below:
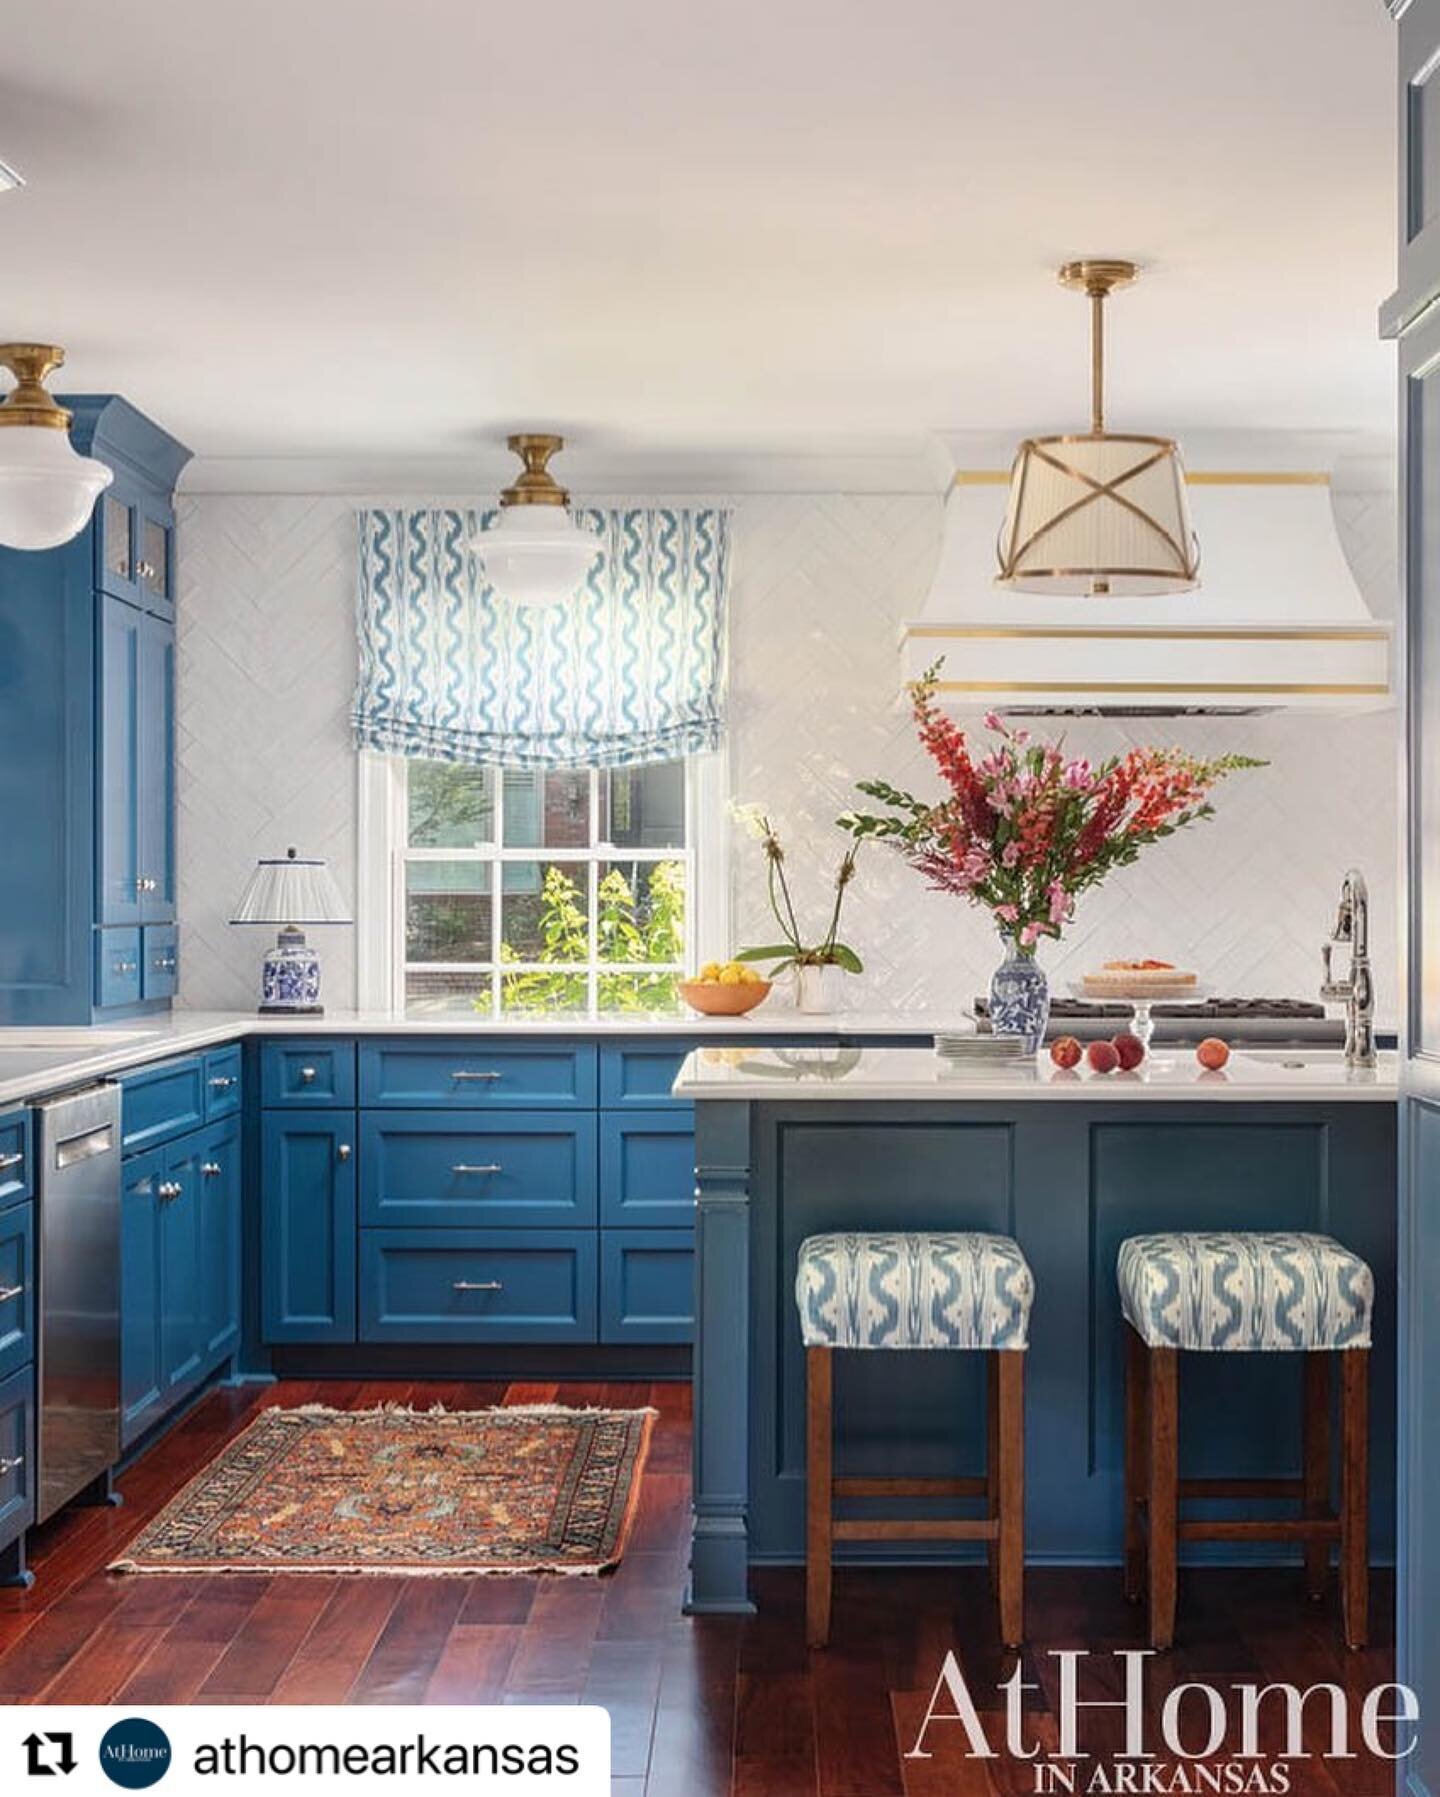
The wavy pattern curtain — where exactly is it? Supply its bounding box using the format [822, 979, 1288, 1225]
[353, 506, 729, 769]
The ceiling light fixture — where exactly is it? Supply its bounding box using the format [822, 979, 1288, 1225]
[0, 344, 114, 551]
[475, 433, 601, 607]
[997, 260, 1199, 597]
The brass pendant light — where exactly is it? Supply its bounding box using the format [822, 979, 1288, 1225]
[996, 261, 1199, 597]
[0, 344, 113, 551]
[475, 433, 601, 607]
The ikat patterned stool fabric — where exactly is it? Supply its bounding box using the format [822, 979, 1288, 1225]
[1117, 1231, 1373, 1353]
[795, 1231, 1034, 1352]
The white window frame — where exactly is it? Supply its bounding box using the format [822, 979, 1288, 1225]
[356, 748, 729, 1015]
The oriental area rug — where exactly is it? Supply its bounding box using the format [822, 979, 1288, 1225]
[110, 1404, 656, 1576]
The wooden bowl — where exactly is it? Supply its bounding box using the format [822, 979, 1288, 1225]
[678, 978, 773, 1017]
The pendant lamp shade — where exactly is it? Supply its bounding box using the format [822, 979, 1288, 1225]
[0, 345, 113, 551]
[475, 433, 600, 608]
[997, 262, 1198, 598]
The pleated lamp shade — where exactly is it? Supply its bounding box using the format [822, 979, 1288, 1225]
[997, 433, 1199, 597]
[230, 849, 353, 926]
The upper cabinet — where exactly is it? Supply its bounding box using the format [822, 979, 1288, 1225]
[0, 396, 190, 1024]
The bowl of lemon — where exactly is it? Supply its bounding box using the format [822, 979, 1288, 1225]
[678, 961, 773, 1017]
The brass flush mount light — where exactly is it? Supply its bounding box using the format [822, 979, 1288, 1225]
[474, 433, 601, 607]
[0, 344, 113, 551]
[997, 261, 1199, 596]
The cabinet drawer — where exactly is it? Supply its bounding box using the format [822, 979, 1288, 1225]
[261, 1040, 357, 1108]
[142, 925, 179, 1002]
[0, 1111, 32, 1210]
[599, 1044, 694, 1108]
[600, 1229, 694, 1344]
[360, 1041, 597, 1109]
[119, 1055, 205, 1156]
[359, 1229, 597, 1343]
[360, 1112, 597, 1228]
[0, 1205, 33, 1383]
[96, 927, 143, 1010]
[0, 1364, 34, 1550]
[203, 1045, 243, 1121]
[600, 1112, 696, 1227]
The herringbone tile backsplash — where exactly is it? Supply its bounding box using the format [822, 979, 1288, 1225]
[176, 485, 1400, 1025]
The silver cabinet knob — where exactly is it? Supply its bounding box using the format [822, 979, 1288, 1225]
[453, 1280, 503, 1293]
[336, 1143, 352, 1162]
[452, 1163, 503, 1175]
[0, 1152, 24, 1172]
[201, 1162, 221, 1177]
[298, 1066, 318, 1084]
[0, 1455, 22, 1476]
[0, 1283, 24, 1303]
[157, 1180, 183, 1200]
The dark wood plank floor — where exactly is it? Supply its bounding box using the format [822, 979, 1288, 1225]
[0, 1380, 1398, 1794]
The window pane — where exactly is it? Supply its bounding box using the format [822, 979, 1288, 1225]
[405, 969, 494, 1017]
[600, 761, 685, 848]
[598, 970, 684, 1014]
[500, 968, 589, 1015]
[500, 862, 589, 963]
[408, 762, 493, 848]
[406, 861, 492, 961]
[503, 769, 590, 848]
[597, 859, 685, 964]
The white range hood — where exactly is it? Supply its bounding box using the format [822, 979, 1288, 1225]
[903, 469, 1393, 715]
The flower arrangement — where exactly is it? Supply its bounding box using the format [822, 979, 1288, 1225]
[731, 805, 863, 979]
[840, 665, 1263, 953]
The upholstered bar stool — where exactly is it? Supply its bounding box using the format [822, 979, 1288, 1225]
[795, 1230, 1034, 1650]
[1118, 1230, 1374, 1652]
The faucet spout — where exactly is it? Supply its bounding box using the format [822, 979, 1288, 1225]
[1322, 869, 1375, 1069]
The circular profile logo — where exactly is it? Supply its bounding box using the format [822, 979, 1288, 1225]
[98, 1718, 172, 1789]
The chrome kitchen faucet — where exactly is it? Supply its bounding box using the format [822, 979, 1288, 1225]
[1321, 867, 1377, 1070]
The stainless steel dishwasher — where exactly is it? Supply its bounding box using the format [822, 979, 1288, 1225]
[36, 1083, 122, 1523]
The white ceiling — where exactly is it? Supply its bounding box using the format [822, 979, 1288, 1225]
[0, 0, 1398, 490]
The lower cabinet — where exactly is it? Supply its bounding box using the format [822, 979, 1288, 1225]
[261, 1110, 357, 1343]
[121, 1116, 240, 1449]
[0, 1364, 34, 1558]
[359, 1229, 597, 1343]
[600, 1230, 695, 1343]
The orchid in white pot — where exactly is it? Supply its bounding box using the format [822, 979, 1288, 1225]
[731, 805, 862, 1015]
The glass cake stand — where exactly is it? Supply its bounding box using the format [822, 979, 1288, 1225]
[1067, 982, 1214, 1063]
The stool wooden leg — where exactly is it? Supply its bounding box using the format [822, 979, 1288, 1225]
[1147, 1347, 1179, 1651]
[1340, 1348, 1369, 1651]
[997, 1351, 1025, 1649]
[806, 1345, 834, 1649]
[986, 1351, 1000, 1594]
[1303, 1352, 1332, 1600]
[1124, 1326, 1149, 1604]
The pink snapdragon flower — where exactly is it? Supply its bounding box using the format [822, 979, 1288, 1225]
[1048, 880, 1070, 926]
[995, 903, 1020, 924]
[1019, 921, 1045, 949]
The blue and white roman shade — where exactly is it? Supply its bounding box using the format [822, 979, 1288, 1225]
[353, 506, 730, 769]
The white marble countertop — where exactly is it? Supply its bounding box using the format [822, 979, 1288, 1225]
[672, 1044, 1400, 1103]
[0, 1008, 940, 1109]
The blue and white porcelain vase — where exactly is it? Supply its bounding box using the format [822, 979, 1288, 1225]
[988, 932, 1050, 1052]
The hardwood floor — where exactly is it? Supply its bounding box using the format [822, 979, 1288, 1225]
[0, 1380, 1399, 1794]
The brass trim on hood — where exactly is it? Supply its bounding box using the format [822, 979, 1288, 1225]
[933, 679, 1389, 696]
[907, 625, 1390, 642]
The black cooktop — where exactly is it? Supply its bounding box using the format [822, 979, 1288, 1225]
[973, 997, 1329, 1020]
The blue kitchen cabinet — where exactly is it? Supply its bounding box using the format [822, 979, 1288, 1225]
[0, 1365, 34, 1584]
[359, 1229, 597, 1344]
[0, 395, 189, 1024]
[600, 1229, 694, 1343]
[261, 1110, 357, 1344]
[600, 1111, 697, 1227]
[0, 1203, 35, 1385]
[120, 1115, 242, 1450]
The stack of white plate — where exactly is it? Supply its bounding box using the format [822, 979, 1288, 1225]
[933, 1031, 1033, 1062]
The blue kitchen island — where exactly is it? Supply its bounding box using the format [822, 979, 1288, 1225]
[677, 1044, 1400, 1614]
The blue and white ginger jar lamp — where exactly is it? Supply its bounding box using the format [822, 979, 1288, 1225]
[230, 847, 353, 1014]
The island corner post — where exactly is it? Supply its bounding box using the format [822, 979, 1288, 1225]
[686, 1079, 1397, 1616]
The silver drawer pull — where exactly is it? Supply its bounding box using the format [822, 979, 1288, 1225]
[452, 1163, 503, 1176]
[298, 1066, 318, 1083]
[157, 1180, 183, 1200]
[0, 1152, 23, 1172]
[208, 1076, 234, 1091]
[452, 1070, 502, 1082]
[0, 1455, 22, 1476]
[0, 1283, 23, 1303]
[201, 1162, 221, 1178]
[453, 1280, 503, 1293]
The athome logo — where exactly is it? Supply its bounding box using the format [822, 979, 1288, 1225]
[97, 1719, 172, 1790]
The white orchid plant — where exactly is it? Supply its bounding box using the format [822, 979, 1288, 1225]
[730, 804, 863, 979]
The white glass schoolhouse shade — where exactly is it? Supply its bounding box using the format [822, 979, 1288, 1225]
[0, 345, 113, 552]
[475, 433, 600, 607]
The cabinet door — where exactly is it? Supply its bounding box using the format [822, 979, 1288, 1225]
[96, 488, 141, 605]
[136, 497, 174, 622]
[137, 612, 175, 925]
[97, 594, 142, 927]
[261, 1111, 357, 1343]
[120, 1149, 163, 1448]
[197, 1121, 240, 1365]
[158, 1137, 204, 1398]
